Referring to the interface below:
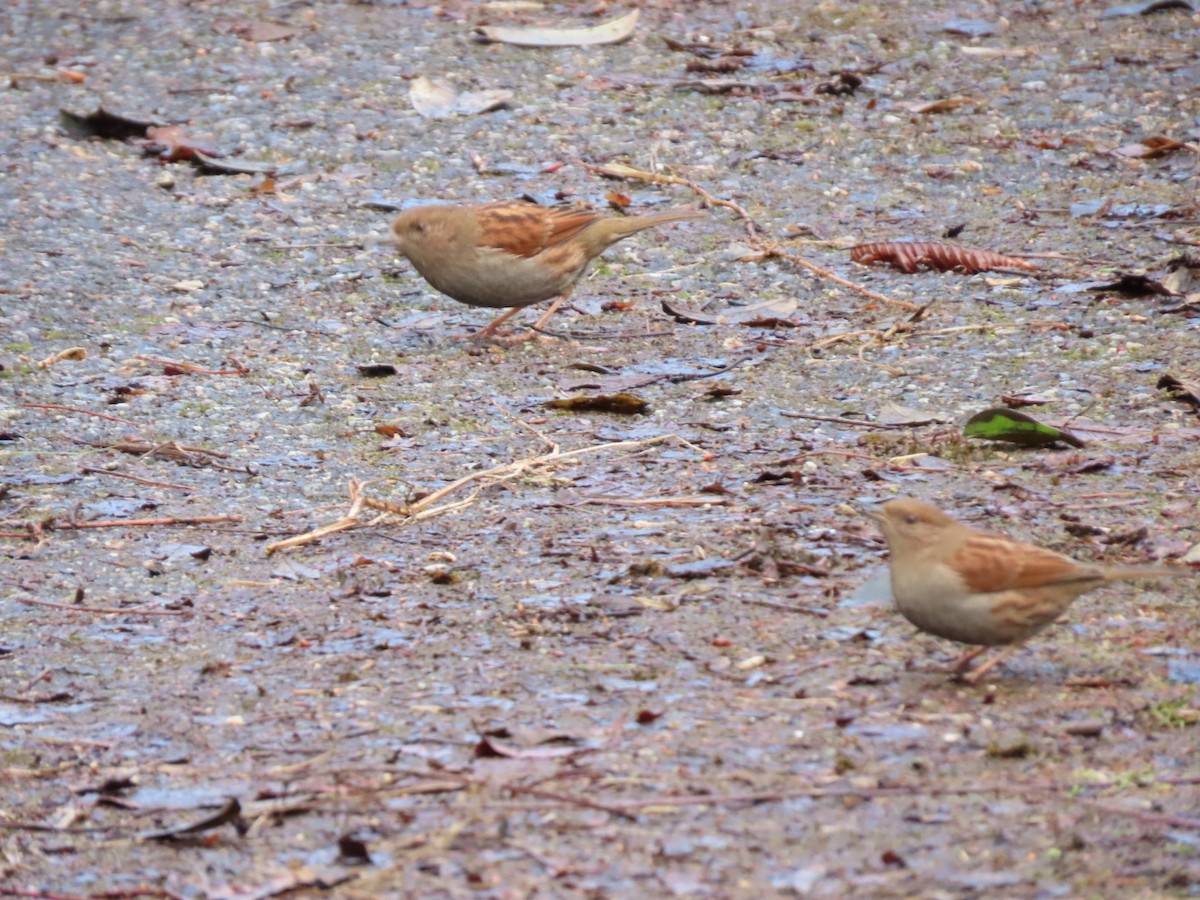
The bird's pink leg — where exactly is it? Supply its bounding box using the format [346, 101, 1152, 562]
[460, 296, 569, 344]
[959, 644, 1025, 685]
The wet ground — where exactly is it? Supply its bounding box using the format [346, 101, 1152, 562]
[2, 0, 1199, 896]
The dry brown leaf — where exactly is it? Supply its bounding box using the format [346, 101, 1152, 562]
[1112, 136, 1192, 159]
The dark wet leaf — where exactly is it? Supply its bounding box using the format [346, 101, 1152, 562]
[815, 71, 863, 96]
[1158, 373, 1200, 410]
[75, 775, 137, 796]
[1049, 456, 1114, 475]
[357, 364, 398, 378]
[1101, 0, 1194, 17]
[964, 408, 1085, 449]
[545, 393, 650, 415]
[703, 386, 740, 401]
[636, 709, 664, 725]
[141, 797, 245, 841]
[59, 106, 159, 140]
[1085, 274, 1178, 297]
[880, 849, 908, 867]
[337, 834, 373, 866]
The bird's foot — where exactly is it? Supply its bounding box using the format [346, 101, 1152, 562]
[455, 327, 555, 345]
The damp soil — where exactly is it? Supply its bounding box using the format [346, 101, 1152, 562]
[2, 1, 1199, 897]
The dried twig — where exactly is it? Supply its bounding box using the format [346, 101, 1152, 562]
[21, 403, 144, 428]
[16, 598, 190, 616]
[79, 467, 194, 493]
[581, 161, 915, 310]
[52, 514, 240, 531]
[266, 435, 701, 554]
[133, 355, 249, 376]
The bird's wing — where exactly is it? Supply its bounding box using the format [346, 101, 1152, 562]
[476, 201, 600, 258]
[948, 532, 1100, 594]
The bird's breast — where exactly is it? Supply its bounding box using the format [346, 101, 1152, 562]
[410, 246, 584, 309]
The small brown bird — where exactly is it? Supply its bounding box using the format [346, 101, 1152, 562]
[868, 498, 1189, 684]
[388, 200, 703, 340]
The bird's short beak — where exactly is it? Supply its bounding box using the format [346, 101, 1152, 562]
[862, 507, 884, 525]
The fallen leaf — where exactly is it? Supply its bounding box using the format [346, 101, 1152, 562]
[409, 76, 513, 118]
[1157, 373, 1200, 410]
[963, 408, 1085, 449]
[903, 97, 982, 114]
[1101, 0, 1194, 17]
[1112, 135, 1191, 159]
[545, 393, 649, 415]
[475, 734, 589, 759]
[140, 798, 245, 841]
[476, 9, 639, 47]
[59, 106, 158, 140]
[1084, 274, 1178, 297]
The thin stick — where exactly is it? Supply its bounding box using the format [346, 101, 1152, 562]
[781, 412, 912, 430]
[51, 514, 240, 531]
[1083, 803, 1200, 830]
[267, 435, 701, 553]
[761, 243, 919, 310]
[21, 404, 144, 428]
[570, 494, 731, 508]
[79, 467, 194, 493]
[264, 480, 368, 554]
[510, 787, 639, 822]
[740, 598, 831, 617]
[16, 598, 189, 616]
[132, 355, 248, 376]
[580, 161, 915, 310]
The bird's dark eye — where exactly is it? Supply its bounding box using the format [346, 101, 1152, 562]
[411, 221, 427, 233]
[903, 513, 918, 525]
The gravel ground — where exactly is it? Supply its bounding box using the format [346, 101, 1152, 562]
[2, 1, 1199, 897]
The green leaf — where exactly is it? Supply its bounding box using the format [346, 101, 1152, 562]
[963, 408, 1085, 449]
